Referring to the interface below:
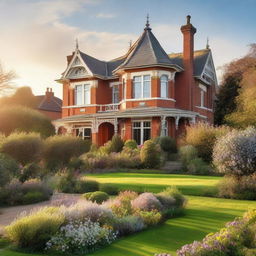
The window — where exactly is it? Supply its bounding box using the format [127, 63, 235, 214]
[133, 75, 151, 99]
[132, 121, 151, 145]
[122, 79, 126, 100]
[76, 128, 91, 140]
[112, 85, 119, 103]
[200, 90, 204, 107]
[75, 84, 90, 105]
[160, 75, 168, 98]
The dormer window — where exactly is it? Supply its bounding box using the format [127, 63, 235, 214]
[160, 75, 168, 98]
[75, 84, 90, 105]
[133, 75, 151, 99]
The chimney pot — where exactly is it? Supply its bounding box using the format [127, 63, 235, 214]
[187, 15, 191, 24]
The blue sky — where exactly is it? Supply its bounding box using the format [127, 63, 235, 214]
[0, 0, 255, 98]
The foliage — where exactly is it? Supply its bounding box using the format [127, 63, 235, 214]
[75, 178, 99, 193]
[213, 127, 256, 176]
[19, 163, 42, 182]
[0, 132, 43, 165]
[177, 208, 256, 256]
[158, 136, 177, 153]
[43, 135, 91, 170]
[140, 140, 161, 168]
[6, 207, 64, 250]
[179, 145, 198, 168]
[83, 191, 109, 204]
[158, 187, 186, 208]
[131, 192, 162, 212]
[0, 153, 19, 187]
[185, 123, 230, 162]
[124, 139, 138, 150]
[45, 219, 117, 254]
[0, 106, 55, 137]
[109, 134, 124, 153]
[187, 158, 211, 175]
[218, 174, 256, 200]
[99, 183, 119, 195]
[135, 210, 162, 226]
[0, 62, 16, 96]
[0, 179, 53, 206]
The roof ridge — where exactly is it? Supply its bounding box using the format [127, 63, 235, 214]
[147, 30, 157, 63]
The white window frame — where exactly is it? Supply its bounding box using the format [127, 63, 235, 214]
[74, 84, 91, 105]
[163, 120, 168, 137]
[200, 90, 204, 107]
[112, 85, 119, 103]
[160, 75, 168, 98]
[132, 120, 151, 145]
[76, 127, 92, 140]
[133, 75, 151, 99]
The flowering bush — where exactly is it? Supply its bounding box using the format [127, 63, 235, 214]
[158, 187, 186, 208]
[213, 127, 256, 177]
[46, 219, 117, 254]
[83, 191, 109, 204]
[131, 192, 162, 212]
[135, 210, 162, 226]
[140, 140, 161, 168]
[177, 209, 256, 256]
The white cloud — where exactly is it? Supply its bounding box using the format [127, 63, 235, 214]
[96, 13, 116, 18]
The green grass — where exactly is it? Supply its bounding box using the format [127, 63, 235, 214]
[1, 173, 255, 256]
[86, 172, 221, 196]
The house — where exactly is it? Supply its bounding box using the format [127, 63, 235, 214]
[36, 88, 62, 120]
[54, 15, 217, 146]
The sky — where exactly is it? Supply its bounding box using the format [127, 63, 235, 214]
[0, 0, 255, 98]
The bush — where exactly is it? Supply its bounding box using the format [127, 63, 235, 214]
[158, 187, 186, 208]
[0, 133, 43, 165]
[218, 175, 256, 200]
[213, 127, 256, 177]
[56, 172, 77, 193]
[187, 157, 211, 175]
[179, 145, 198, 168]
[75, 178, 99, 193]
[124, 139, 137, 150]
[135, 210, 162, 226]
[113, 215, 145, 236]
[0, 153, 19, 187]
[19, 163, 42, 182]
[0, 106, 55, 138]
[6, 207, 64, 250]
[140, 140, 161, 168]
[99, 183, 119, 195]
[43, 136, 91, 170]
[46, 219, 117, 254]
[109, 134, 124, 153]
[22, 191, 46, 204]
[158, 136, 177, 153]
[131, 192, 162, 212]
[83, 191, 109, 204]
[185, 123, 230, 162]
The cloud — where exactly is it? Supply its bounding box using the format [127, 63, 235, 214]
[96, 13, 116, 19]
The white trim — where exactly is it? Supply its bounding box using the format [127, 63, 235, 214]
[132, 120, 152, 145]
[123, 97, 176, 102]
[109, 81, 120, 87]
[199, 83, 207, 92]
[196, 106, 213, 112]
[70, 80, 98, 89]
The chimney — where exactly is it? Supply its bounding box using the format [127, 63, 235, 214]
[180, 15, 197, 110]
[45, 87, 54, 102]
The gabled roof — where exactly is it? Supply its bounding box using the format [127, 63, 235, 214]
[36, 95, 62, 112]
[168, 49, 211, 77]
[115, 26, 183, 72]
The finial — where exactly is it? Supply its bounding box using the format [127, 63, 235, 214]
[186, 15, 191, 24]
[129, 40, 132, 49]
[206, 37, 210, 49]
[144, 13, 151, 30]
[75, 38, 79, 50]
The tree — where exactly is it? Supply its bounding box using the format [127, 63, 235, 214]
[214, 44, 256, 125]
[0, 62, 16, 96]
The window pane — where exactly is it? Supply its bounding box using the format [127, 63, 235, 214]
[133, 128, 141, 145]
[143, 121, 151, 128]
[143, 75, 150, 81]
[133, 122, 141, 128]
[112, 86, 119, 103]
[84, 85, 90, 104]
[134, 76, 141, 82]
[133, 80, 141, 98]
[75, 85, 83, 105]
[84, 128, 91, 140]
[143, 80, 150, 98]
[143, 128, 151, 143]
[160, 76, 168, 98]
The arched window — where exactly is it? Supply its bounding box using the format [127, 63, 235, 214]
[160, 75, 168, 98]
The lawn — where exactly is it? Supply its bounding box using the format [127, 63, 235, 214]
[1, 173, 255, 256]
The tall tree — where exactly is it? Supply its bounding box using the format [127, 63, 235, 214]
[0, 63, 16, 96]
[214, 44, 256, 125]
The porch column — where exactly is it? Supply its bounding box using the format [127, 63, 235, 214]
[175, 116, 180, 130]
[160, 116, 166, 136]
[114, 118, 118, 134]
[91, 119, 99, 145]
[189, 116, 196, 125]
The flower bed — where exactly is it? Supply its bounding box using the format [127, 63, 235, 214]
[5, 186, 186, 254]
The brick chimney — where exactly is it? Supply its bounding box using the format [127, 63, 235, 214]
[180, 15, 196, 110]
[45, 88, 54, 102]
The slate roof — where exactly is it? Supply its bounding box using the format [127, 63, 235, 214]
[36, 95, 62, 112]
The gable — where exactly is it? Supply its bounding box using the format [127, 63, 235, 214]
[200, 53, 218, 85]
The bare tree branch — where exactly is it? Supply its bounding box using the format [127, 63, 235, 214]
[0, 62, 16, 96]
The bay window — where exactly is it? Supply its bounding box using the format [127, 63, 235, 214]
[160, 75, 168, 98]
[133, 75, 151, 99]
[132, 121, 151, 145]
[75, 84, 90, 105]
[112, 85, 119, 103]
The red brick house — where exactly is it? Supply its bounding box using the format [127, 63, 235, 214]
[54, 16, 217, 145]
[36, 88, 62, 120]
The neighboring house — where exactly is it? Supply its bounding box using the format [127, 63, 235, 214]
[54, 16, 217, 146]
[36, 88, 62, 120]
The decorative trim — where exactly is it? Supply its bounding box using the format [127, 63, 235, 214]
[195, 106, 213, 112]
[123, 97, 176, 102]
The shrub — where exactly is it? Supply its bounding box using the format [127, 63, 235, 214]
[22, 191, 46, 204]
[213, 127, 256, 177]
[131, 192, 162, 212]
[135, 210, 162, 226]
[75, 178, 99, 193]
[0, 133, 43, 165]
[185, 123, 230, 162]
[19, 163, 42, 182]
[99, 183, 119, 195]
[6, 207, 64, 250]
[109, 134, 124, 153]
[83, 191, 109, 204]
[113, 215, 145, 236]
[158, 187, 186, 208]
[158, 136, 177, 153]
[179, 145, 198, 168]
[56, 172, 77, 193]
[187, 158, 211, 175]
[43, 136, 91, 170]
[155, 194, 176, 210]
[0, 153, 19, 187]
[218, 174, 256, 200]
[60, 201, 114, 225]
[140, 140, 161, 168]
[45, 219, 117, 254]
[124, 139, 138, 150]
[0, 106, 55, 138]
